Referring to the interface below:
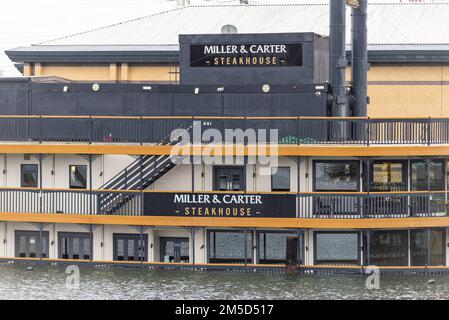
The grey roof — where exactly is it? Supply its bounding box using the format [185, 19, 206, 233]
[6, 2, 449, 64]
[33, 3, 449, 47]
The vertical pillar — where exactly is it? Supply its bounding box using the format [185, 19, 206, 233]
[191, 156, 195, 192]
[191, 227, 195, 265]
[89, 155, 93, 215]
[427, 228, 431, 267]
[366, 230, 370, 266]
[89, 224, 94, 261]
[244, 228, 248, 267]
[140, 225, 144, 263]
[109, 63, 118, 81]
[38, 223, 43, 260]
[120, 63, 129, 81]
[39, 155, 43, 213]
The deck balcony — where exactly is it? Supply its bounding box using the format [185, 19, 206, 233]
[0, 116, 447, 147]
[1, 188, 449, 229]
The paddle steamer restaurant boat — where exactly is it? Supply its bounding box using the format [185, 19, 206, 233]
[1, 1, 449, 273]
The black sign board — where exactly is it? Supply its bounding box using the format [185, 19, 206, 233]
[190, 44, 303, 67]
[144, 193, 296, 218]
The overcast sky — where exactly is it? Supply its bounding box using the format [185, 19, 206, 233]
[0, 0, 441, 76]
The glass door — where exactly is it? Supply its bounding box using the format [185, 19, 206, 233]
[410, 160, 445, 215]
[160, 237, 189, 263]
[368, 160, 408, 216]
[113, 234, 148, 261]
[214, 167, 245, 191]
[15, 231, 49, 258]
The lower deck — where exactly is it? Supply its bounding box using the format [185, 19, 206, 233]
[2, 222, 448, 272]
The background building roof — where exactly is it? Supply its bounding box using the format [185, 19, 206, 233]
[7, 2, 449, 64]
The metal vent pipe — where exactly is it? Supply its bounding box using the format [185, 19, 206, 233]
[351, 0, 368, 117]
[330, 0, 348, 118]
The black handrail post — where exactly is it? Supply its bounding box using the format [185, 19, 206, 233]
[89, 116, 93, 144]
[427, 117, 432, 146]
[140, 116, 144, 146]
[297, 117, 300, 146]
[38, 115, 42, 144]
[367, 117, 371, 147]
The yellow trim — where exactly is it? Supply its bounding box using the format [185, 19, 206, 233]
[1, 144, 449, 156]
[1, 212, 449, 229]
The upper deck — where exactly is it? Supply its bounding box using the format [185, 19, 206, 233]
[0, 115, 448, 157]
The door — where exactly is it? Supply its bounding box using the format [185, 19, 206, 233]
[367, 160, 408, 216]
[113, 234, 148, 261]
[410, 160, 446, 215]
[214, 166, 245, 191]
[15, 231, 49, 258]
[160, 237, 189, 263]
[59, 232, 91, 260]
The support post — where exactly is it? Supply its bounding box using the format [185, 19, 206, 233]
[140, 225, 144, 263]
[191, 227, 195, 265]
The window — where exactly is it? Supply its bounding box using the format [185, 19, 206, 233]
[314, 232, 360, 265]
[15, 230, 49, 258]
[21, 164, 38, 188]
[208, 230, 252, 264]
[271, 167, 290, 191]
[365, 230, 408, 266]
[214, 167, 245, 191]
[69, 165, 87, 189]
[113, 234, 148, 262]
[410, 229, 445, 266]
[160, 237, 189, 263]
[314, 161, 359, 191]
[58, 232, 91, 260]
[411, 160, 445, 191]
[370, 161, 407, 192]
[257, 231, 303, 264]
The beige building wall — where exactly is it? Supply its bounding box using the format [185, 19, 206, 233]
[25, 62, 179, 83]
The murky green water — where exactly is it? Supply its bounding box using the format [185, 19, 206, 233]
[0, 264, 447, 300]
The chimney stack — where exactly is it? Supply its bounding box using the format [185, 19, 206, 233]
[351, 0, 368, 117]
[330, 0, 348, 118]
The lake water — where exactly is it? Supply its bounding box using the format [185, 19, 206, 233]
[0, 264, 447, 300]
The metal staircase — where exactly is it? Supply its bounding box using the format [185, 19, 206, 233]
[98, 122, 196, 215]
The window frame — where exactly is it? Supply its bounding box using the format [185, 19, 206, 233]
[313, 231, 361, 265]
[69, 164, 88, 189]
[20, 164, 39, 188]
[271, 167, 291, 192]
[207, 229, 253, 264]
[312, 160, 360, 192]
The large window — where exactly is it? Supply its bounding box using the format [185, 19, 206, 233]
[21, 164, 38, 188]
[15, 230, 49, 258]
[208, 230, 252, 264]
[314, 232, 360, 265]
[370, 161, 407, 192]
[314, 161, 359, 191]
[410, 229, 445, 266]
[59, 232, 91, 260]
[113, 234, 148, 262]
[69, 165, 87, 189]
[257, 231, 303, 264]
[365, 230, 408, 266]
[411, 160, 445, 191]
[271, 167, 290, 192]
